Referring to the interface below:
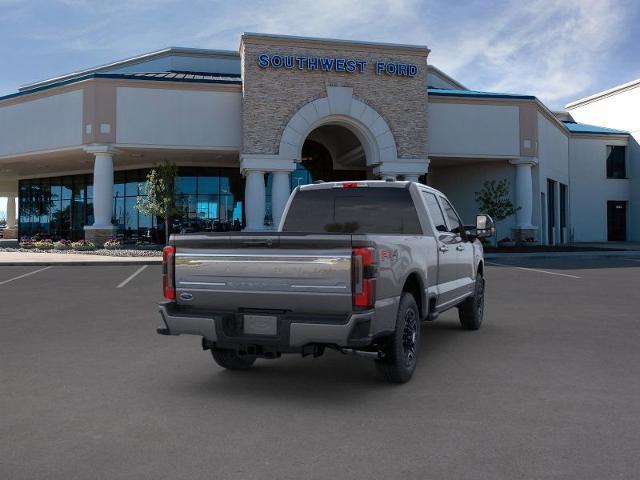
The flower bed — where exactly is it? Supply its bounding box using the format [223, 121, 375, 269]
[4, 236, 163, 256]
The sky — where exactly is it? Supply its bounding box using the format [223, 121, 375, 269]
[0, 0, 638, 219]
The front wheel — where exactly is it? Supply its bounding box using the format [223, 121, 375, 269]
[375, 292, 421, 383]
[211, 348, 256, 370]
[458, 273, 485, 330]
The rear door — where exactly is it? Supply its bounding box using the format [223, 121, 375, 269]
[422, 191, 459, 305]
[439, 196, 475, 295]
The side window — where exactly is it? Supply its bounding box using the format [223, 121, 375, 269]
[423, 192, 448, 232]
[440, 197, 464, 235]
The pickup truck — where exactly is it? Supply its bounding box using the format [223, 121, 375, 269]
[158, 180, 495, 383]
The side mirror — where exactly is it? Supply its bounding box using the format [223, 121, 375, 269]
[475, 214, 496, 238]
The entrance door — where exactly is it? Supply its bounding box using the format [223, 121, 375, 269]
[607, 201, 627, 241]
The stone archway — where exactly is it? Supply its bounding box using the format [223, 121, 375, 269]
[278, 86, 398, 167]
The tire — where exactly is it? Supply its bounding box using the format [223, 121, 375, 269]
[375, 292, 421, 383]
[211, 348, 256, 370]
[458, 273, 485, 330]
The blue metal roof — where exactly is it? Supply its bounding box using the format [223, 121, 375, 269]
[562, 121, 628, 135]
[428, 87, 536, 100]
[0, 71, 242, 102]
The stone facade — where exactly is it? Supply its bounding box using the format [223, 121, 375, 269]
[84, 227, 116, 247]
[240, 34, 429, 162]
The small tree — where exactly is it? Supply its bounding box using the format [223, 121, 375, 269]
[475, 179, 519, 244]
[136, 160, 178, 244]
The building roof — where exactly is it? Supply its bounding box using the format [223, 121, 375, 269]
[108, 71, 241, 82]
[562, 121, 628, 135]
[565, 78, 640, 109]
[428, 87, 535, 100]
[427, 66, 467, 90]
[0, 71, 241, 103]
[19, 47, 240, 92]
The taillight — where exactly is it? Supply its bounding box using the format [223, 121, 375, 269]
[162, 245, 176, 300]
[352, 247, 377, 308]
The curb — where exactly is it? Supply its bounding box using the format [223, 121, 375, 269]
[485, 251, 640, 260]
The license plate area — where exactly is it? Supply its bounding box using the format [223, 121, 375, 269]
[243, 314, 278, 336]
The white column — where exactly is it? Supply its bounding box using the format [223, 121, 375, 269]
[244, 170, 266, 231]
[6, 195, 16, 229]
[510, 158, 538, 229]
[91, 151, 115, 227]
[271, 171, 290, 230]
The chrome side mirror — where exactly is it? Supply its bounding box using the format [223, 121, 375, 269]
[475, 214, 496, 238]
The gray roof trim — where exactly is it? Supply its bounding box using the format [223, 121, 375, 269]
[19, 47, 240, 92]
[565, 78, 640, 109]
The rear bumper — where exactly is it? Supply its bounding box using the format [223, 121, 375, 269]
[158, 301, 380, 349]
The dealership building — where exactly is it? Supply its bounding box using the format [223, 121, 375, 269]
[0, 33, 637, 244]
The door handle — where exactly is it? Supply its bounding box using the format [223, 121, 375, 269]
[456, 245, 465, 251]
[439, 245, 449, 253]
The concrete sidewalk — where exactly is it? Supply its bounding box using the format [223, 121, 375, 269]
[0, 251, 162, 266]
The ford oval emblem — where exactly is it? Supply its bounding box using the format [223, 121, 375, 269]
[180, 292, 193, 301]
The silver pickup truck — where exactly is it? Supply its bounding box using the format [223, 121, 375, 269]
[158, 180, 495, 383]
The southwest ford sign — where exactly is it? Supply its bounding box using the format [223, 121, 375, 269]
[257, 54, 418, 77]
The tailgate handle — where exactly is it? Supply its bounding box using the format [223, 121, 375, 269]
[241, 239, 274, 247]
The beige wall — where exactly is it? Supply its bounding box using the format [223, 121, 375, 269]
[0, 90, 83, 157]
[428, 102, 520, 157]
[240, 35, 429, 160]
[116, 86, 242, 148]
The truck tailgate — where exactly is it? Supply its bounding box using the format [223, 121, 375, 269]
[172, 234, 354, 315]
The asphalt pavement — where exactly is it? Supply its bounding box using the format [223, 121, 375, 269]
[1, 257, 639, 479]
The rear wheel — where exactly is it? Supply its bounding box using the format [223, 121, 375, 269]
[375, 292, 421, 383]
[458, 273, 485, 330]
[211, 348, 256, 370]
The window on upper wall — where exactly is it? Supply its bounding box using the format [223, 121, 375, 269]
[606, 146, 626, 179]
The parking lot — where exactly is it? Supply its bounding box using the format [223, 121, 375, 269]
[1, 256, 640, 479]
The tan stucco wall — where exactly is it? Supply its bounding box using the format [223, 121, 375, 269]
[240, 35, 429, 160]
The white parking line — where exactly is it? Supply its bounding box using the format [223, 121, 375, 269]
[486, 262, 581, 279]
[0, 266, 53, 286]
[117, 265, 148, 289]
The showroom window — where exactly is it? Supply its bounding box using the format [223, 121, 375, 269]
[18, 167, 245, 241]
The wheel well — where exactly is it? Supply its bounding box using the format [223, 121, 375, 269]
[402, 273, 424, 318]
[477, 261, 484, 278]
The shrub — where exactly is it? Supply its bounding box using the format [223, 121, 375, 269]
[19, 236, 35, 249]
[103, 238, 123, 250]
[33, 239, 54, 250]
[71, 240, 96, 251]
[54, 239, 72, 250]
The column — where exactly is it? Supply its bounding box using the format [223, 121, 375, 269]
[509, 158, 538, 241]
[6, 195, 16, 229]
[2, 194, 18, 240]
[271, 171, 290, 229]
[244, 170, 266, 231]
[84, 145, 117, 244]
